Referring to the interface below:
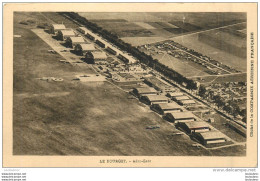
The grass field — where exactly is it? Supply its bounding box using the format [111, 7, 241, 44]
[191, 73, 247, 85]
[171, 33, 247, 72]
[13, 12, 246, 156]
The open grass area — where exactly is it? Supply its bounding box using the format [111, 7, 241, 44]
[171, 33, 247, 72]
[13, 12, 246, 156]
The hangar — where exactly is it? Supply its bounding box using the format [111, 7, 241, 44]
[165, 111, 195, 123]
[179, 99, 196, 106]
[132, 87, 158, 97]
[173, 95, 190, 102]
[57, 30, 76, 41]
[167, 92, 184, 98]
[66, 36, 85, 48]
[194, 131, 226, 145]
[140, 95, 168, 105]
[150, 102, 182, 115]
[85, 51, 107, 64]
[179, 121, 210, 134]
[75, 44, 96, 55]
[50, 24, 66, 34]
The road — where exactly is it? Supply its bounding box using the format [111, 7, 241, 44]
[169, 22, 246, 39]
[187, 72, 246, 79]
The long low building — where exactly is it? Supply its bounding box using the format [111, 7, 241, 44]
[150, 102, 182, 115]
[85, 51, 107, 64]
[132, 87, 158, 97]
[179, 121, 210, 134]
[106, 46, 118, 55]
[66, 36, 85, 48]
[77, 27, 90, 35]
[140, 95, 168, 105]
[118, 54, 137, 64]
[57, 29, 76, 41]
[165, 111, 195, 123]
[194, 131, 226, 145]
[75, 43, 96, 55]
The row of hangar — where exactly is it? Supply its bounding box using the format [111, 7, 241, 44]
[132, 87, 227, 145]
[50, 24, 137, 64]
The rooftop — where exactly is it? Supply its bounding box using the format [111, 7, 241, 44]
[79, 44, 96, 51]
[144, 95, 168, 102]
[90, 51, 107, 59]
[175, 96, 190, 101]
[52, 24, 66, 30]
[59, 30, 75, 36]
[167, 111, 195, 120]
[180, 99, 196, 104]
[156, 102, 182, 110]
[68, 36, 85, 43]
[182, 121, 209, 129]
[197, 131, 226, 140]
[167, 92, 184, 97]
[135, 87, 158, 94]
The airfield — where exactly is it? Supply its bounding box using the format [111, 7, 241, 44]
[13, 12, 246, 156]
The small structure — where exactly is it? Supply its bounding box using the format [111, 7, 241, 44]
[179, 121, 210, 134]
[150, 102, 182, 115]
[85, 51, 107, 64]
[179, 99, 196, 106]
[66, 36, 85, 48]
[75, 43, 96, 55]
[132, 87, 158, 97]
[194, 131, 226, 145]
[165, 111, 195, 123]
[50, 24, 66, 34]
[57, 30, 76, 41]
[140, 95, 168, 105]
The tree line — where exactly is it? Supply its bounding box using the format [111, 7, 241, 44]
[59, 12, 198, 90]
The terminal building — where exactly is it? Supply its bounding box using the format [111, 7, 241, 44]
[85, 51, 107, 64]
[165, 111, 195, 123]
[66, 36, 85, 48]
[178, 121, 210, 134]
[132, 87, 158, 98]
[57, 30, 76, 41]
[50, 24, 66, 34]
[193, 131, 226, 145]
[150, 102, 182, 115]
[140, 95, 168, 105]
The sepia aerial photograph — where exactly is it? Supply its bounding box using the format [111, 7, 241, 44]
[13, 11, 248, 157]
